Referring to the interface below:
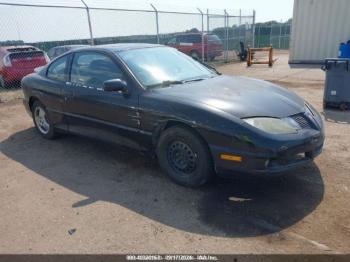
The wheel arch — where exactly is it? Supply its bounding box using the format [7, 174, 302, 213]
[29, 96, 40, 111]
[153, 120, 213, 160]
[155, 120, 216, 186]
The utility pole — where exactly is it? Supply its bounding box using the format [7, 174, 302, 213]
[197, 8, 205, 62]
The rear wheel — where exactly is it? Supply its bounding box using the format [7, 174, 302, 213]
[157, 126, 214, 187]
[32, 101, 56, 139]
[0, 76, 8, 89]
[340, 103, 348, 111]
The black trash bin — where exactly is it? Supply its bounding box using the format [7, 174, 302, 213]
[322, 58, 350, 110]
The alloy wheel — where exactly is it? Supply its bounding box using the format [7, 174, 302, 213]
[34, 106, 50, 135]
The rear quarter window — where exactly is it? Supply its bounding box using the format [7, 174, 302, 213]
[47, 55, 68, 82]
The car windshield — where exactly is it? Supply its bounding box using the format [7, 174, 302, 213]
[118, 47, 216, 88]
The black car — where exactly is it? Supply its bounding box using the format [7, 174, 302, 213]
[21, 44, 324, 187]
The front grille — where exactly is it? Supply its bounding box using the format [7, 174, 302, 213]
[291, 114, 314, 129]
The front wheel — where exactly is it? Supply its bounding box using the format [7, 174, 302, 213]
[32, 101, 56, 139]
[157, 126, 214, 187]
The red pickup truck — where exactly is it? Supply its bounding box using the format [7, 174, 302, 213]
[166, 33, 223, 61]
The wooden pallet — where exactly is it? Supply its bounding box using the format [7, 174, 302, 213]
[247, 45, 276, 67]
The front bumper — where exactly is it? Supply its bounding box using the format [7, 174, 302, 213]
[211, 132, 324, 176]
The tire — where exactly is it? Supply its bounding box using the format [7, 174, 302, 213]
[157, 126, 214, 187]
[32, 100, 56, 139]
[323, 101, 328, 109]
[340, 103, 348, 111]
[190, 50, 200, 61]
[0, 76, 8, 89]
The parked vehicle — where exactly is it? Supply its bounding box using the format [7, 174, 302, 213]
[0, 45, 49, 88]
[47, 45, 89, 60]
[22, 44, 324, 187]
[166, 33, 223, 61]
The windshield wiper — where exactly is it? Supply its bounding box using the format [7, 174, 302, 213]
[162, 80, 184, 86]
[197, 60, 221, 75]
[147, 80, 184, 88]
[183, 78, 206, 83]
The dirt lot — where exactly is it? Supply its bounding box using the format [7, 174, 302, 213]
[0, 51, 349, 254]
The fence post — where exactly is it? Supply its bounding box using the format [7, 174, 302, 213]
[252, 10, 256, 48]
[81, 0, 94, 45]
[197, 8, 205, 62]
[278, 20, 282, 49]
[257, 24, 261, 47]
[150, 4, 160, 44]
[207, 9, 210, 60]
[239, 9, 242, 44]
[270, 21, 273, 46]
[224, 9, 229, 62]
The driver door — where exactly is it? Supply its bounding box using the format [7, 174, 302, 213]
[64, 51, 141, 149]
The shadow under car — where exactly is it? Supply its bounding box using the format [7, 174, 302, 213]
[0, 128, 324, 237]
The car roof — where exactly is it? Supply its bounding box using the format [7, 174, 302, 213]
[177, 33, 202, 36]
[75, 43, 164, 53]
[53, 44, 88, 49]
[176, 33, 214, 36]
[66, 44, 89, 48]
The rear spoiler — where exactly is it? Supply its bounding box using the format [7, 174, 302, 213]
[9, 50, 45, 59]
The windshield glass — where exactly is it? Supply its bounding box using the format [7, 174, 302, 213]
[118, 47, 216, 88]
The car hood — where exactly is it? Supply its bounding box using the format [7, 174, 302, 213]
[153, 75, 305, 119]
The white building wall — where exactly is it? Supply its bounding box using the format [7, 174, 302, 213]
[290, 0, 350, 63]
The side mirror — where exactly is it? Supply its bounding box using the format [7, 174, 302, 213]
[103, 79, 128, 94]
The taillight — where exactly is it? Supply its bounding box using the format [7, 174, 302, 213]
[3, 54, 12, 67]
[44, 53, 50, 63]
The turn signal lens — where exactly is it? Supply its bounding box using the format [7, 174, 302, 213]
[220, 154, 242, 162]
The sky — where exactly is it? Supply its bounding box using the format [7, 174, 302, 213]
[125, 0, 294, 22]
[0, 0, 294, 42]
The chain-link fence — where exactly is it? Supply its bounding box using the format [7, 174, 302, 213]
[0, 0, 257, 88]
[254, 21, 292, 49]
[0, 1, 256, 60]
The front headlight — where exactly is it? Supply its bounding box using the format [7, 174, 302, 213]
[243, 117, 300, 134]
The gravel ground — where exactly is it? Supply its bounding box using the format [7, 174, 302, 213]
[0, 51, 349, 254]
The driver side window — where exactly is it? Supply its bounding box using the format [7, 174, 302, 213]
[47, 55, 68, 82]
[70, 52, 124, 89]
